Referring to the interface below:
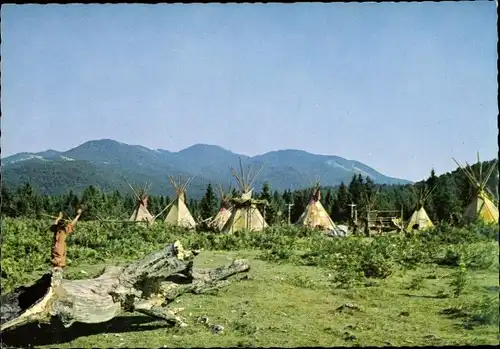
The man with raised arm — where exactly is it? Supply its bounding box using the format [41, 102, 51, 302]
[50, 208, 83, 270]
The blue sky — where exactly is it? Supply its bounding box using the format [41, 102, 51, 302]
[1, 3, 497, 181]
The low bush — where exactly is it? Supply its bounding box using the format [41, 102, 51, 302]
[463, 295, 500, 327]
[437, 242, 497, 270]
[361, 250, 394, 279]
[449, 263, 469, 297]
[438, 246, 463, 267]
[461, 242, 498, 270]
[257, 245, 294, 263]
[406, 274, 425, 290]
[1, 217, 498, 294]
[441, 295, 499, 327]
[287, 275, 317, 289]
[330, 254, 364, 289]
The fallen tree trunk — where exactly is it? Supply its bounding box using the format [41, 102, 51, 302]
[1, 241, 250, 332]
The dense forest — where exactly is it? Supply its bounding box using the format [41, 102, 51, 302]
[2, 160, 497, 226]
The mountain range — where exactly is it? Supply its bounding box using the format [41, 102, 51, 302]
[2, 139, 412, 199]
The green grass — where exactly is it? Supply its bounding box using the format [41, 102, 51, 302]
[2, 219, 498, 347]
[3, 250, 498, 348]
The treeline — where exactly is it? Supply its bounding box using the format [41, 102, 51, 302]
[2, 160, 497, 225]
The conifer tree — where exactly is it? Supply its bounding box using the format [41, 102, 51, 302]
[80, 186, 104, 220]
[331, 182, 350, 222]
[258, 182, 277, 225]
[200, 183, 218, 220]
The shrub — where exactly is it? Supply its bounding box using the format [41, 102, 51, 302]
[361, 251, 394, 279]
[437, 242, 498, 270]
[330, 254, 364, 289]
[426, 265, 439, 279]
[438, 247, 462, 267]
[470, 222, 499, 241]
[463, 295, 499, 326]
[449, 263, 468, 297]
[1, 217, 498, 295]
[406, 274, 425, 290]
[287, 275, 317, 289]
[298, 250, 324, 266]
[232, 320, 258, 335]
[397, 245, 428, 269]
[427, 222, 496, 245]
[461, 242, 498, 270]
[257, 246, 293, 263]
[441, 295, 499, 327]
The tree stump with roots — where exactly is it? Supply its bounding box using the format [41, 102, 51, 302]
[0, 241, 250, 332]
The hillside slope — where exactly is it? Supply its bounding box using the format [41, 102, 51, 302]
[2, 139, 412, 198]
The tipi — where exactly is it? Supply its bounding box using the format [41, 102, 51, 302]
[453, 154, 499, 224]
[221, 159, 269, 233]
[406, 184, 435, 231]
[295, 182, 337, 231]
[164, 175, 197, 229]
[208, 183, 233, 232]
[128, 181, 155, 223]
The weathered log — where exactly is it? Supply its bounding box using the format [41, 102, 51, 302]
[0, 241, 250, 332]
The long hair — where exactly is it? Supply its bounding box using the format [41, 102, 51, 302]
[50, 219, 67, 233]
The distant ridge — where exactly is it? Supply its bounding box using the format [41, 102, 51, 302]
[2, 139, 412, 198]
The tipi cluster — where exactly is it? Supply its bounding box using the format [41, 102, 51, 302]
[127, 176, 197, 228]
[127, 154, 498, 234]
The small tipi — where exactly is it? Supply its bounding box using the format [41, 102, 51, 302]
[406, 184, 435, 231]
[453, 154, 499, 224]
[164, 175, 197, 229]
[222, 159, 269, 233]
[296, 182, 337, 231]
[208, 183, 233, 232]
[128, 181, 155, 223]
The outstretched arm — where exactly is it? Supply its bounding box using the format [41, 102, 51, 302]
[54, 212, 63, 225]
[70, 209, 83, 227]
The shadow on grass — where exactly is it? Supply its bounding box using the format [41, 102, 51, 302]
[440, 307, 468, 319]
[485, 286, 499, 293]
[401, 293, 448, 299]
[439, 308, 494, 331]
[0, 315, 168, 347]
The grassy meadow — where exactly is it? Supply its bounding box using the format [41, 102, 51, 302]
[1, 218, 499, 347]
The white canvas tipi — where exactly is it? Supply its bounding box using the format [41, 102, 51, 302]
[406, 184, 435, 230]
[208, 183, 233, 232]
[222, 159, 268, 233]
[128, 181, 155, 223]
[296, 182, 337, 231]
[453, 154, 499, 224]
[164, 175, 197, 229]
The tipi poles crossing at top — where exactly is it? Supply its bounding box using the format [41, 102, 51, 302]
[223, 158, 269, 233]
[452, 158, 479, 187]
[478, 152, 483, 186]
[453, 154, 498, 201]
[168, 174, 195, 199]
[230, 158, 267, 194]
[410, 183, 436, 209]
[124, 177, 153, 204]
